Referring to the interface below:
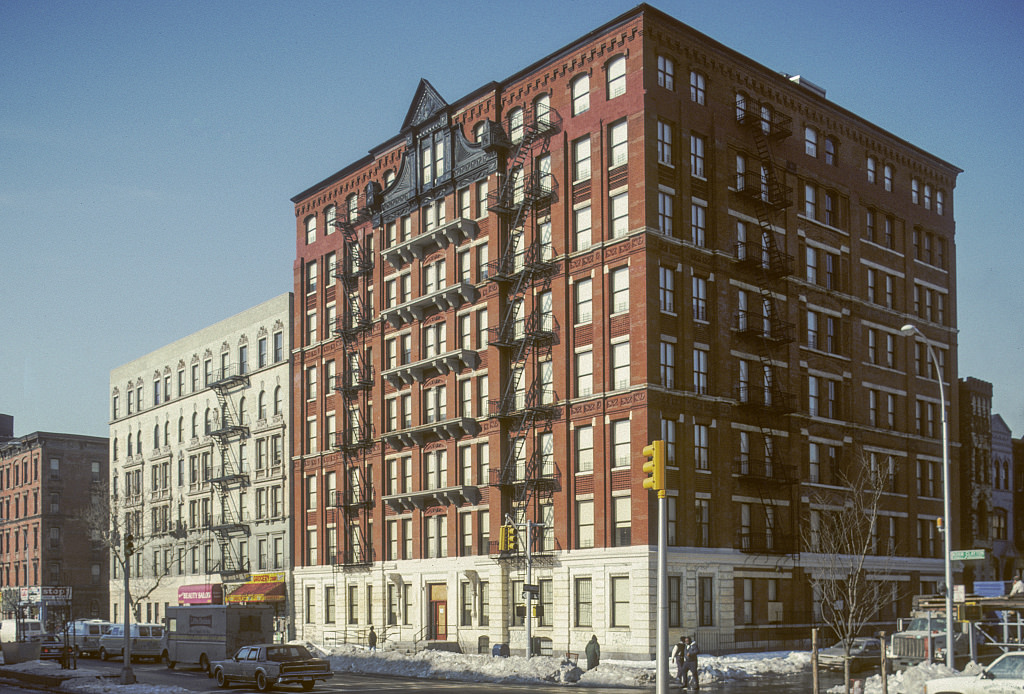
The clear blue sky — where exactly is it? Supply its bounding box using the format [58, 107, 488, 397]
[1, 0, 1021, 439]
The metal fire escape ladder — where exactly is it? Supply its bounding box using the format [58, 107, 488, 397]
[736, 101, 797, 554]
[208, 366, 251, 575]
[486, 105, 561, 553]
[331, 211, 376, 569]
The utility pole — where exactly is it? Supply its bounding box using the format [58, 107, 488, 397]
[120, 533, 135, 685]
[525, 519, 533, 658]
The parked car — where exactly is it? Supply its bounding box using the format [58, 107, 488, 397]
[925, 651, 1024, 693]
[38, 633, 70, 661]
[818, 637, 883, 671]
[98, 623, 165, 662]
[66, 619, 112, 658]
[211, 643, 333, 691]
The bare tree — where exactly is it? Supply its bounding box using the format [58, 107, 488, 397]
[802, 453, 900, 693]
[77, 493, 193, 618]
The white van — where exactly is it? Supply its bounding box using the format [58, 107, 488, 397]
[66, 619, 112, 657]
[0, 618, 43, 643]
[98, 623, 164, 662]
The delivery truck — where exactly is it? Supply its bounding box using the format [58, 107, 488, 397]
[162, 604, 274, 674]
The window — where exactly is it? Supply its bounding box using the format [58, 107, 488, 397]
[609, 267, 629, 314]
[659, 266, 675, 313]
[690, 202, 706, 246]
[608, 120, 628, 168]
[573, 204, 592, 251]
[507, 107, 523, 143]
[805, 127, 818, 157]
[695, 499, 710, 547]
[694, 423, 709, 470]
[575, 349, 593, 397]
[606, 55, 626, 99]
[305, 216, 316, 245]
[575, 577, 593, 627]
[658, 188, 674, 235]
[575, 425, 594, 472]
[692, 275, 707, 321]
[657, 54, 674, 90]
[698, 576, 714, 626]
[576, 499, 594, 548]
[690, 134, 705, 178]
[609, 191, 629, 238]
[693, 347, 708, 394]
[689, 71, 705, 104]
[824, 137, 836, 165]
[804, 183, 816, 219]
[611, 340, 630, 390]
[573, 137, 591, 182]
[884, 164, 893, 192]
[610, 576, 630, 627]
[612, 496, 631, 546]
[912, 178, 920, 205]
[657, 120, 673, 166]
[867, 156, 877, 184]
[610, 418, 630, 469]
[660, 340, 675, 388]
[571, 74, 590, 116]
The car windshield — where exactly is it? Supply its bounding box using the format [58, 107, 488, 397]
[266, 645, 313, 662]
[40, 634, 59, 642]
[988, 655, 1024, 679]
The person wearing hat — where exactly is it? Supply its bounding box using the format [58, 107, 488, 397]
[681, 636, 699, 690]
[585, 634, 601, 669]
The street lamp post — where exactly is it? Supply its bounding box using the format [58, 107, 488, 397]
[901, 323, 954, 670]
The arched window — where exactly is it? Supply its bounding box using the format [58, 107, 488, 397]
[258, 391, 267, 419]
[324, 205, 336, 235]
[570, 74, 590, 116]
[507, 107, 523, 143]
[164, 419, 169, 447]
[606, 55, 626, 99]
[153, 424, 160, 450]
[178, 416, 184, 443]
[112, 438, 118, 461]
[347, 193, 359, 222]
[238, 397, 246, 426]
[533, 94, 550, 129]
[191, 412, 198, 438]
[274, 386, 282, 415]
[383, 169, 396, 186]
[204, 408, 212, 435]
[127, 433, 132, 456]
[304, 215, 316, 245]
[136, 430, 142, 455]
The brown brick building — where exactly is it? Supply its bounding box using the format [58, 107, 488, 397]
[0, 425, 109, 625]
[288, 4, 959, 657]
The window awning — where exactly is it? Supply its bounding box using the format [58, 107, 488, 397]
[225, 581, 286, 603]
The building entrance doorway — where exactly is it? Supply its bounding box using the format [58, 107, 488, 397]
[428, 583, 447, 640]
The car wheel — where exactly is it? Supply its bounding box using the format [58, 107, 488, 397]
[200, 653, 211, 676]
[99, 647, 107, 661]
[301, 682, 314, 692]
[216, 668, 230, 689]
[256, 671, 272, 692]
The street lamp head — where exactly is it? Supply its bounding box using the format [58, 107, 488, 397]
[900, 324, 919, 336]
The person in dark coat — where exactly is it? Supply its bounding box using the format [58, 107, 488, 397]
[681, 636, 699, 690]
[585, 634, 601, 669]
[368, 626, 377, 652]
[670, 635, 686, 682]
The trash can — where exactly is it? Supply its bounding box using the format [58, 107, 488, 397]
[492, 643, 510, 657]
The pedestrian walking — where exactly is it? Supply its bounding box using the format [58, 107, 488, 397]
[368, 626, 377, 652]
[585, 634, 601, 670]
[670, 635, 686, 683]
[681, 636, 699, 690]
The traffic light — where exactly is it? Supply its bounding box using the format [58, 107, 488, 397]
[499, 524, 518, 552]
[506, 525, 518, 552]
[642, 440, 665, 492]
[124, 533, 135, 557]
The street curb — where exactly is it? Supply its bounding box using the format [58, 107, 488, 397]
[0, 668, 119, 692]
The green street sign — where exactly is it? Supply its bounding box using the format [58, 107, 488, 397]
[950, 549, 986, 561]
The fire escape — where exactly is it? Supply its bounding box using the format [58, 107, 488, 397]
[731, 98, 797, 555]
[487, 103, 562, 557]
[208, 365, 251, 578]
[331, 211, 375, 569]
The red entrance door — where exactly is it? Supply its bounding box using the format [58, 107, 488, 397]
[428, 583, 448, 640]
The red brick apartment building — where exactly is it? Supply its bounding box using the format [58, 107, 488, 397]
[0, 423, 109, 625]
[288, 4, 960, 657]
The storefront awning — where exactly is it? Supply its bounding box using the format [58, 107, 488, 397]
[225, 581, 286, 603]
